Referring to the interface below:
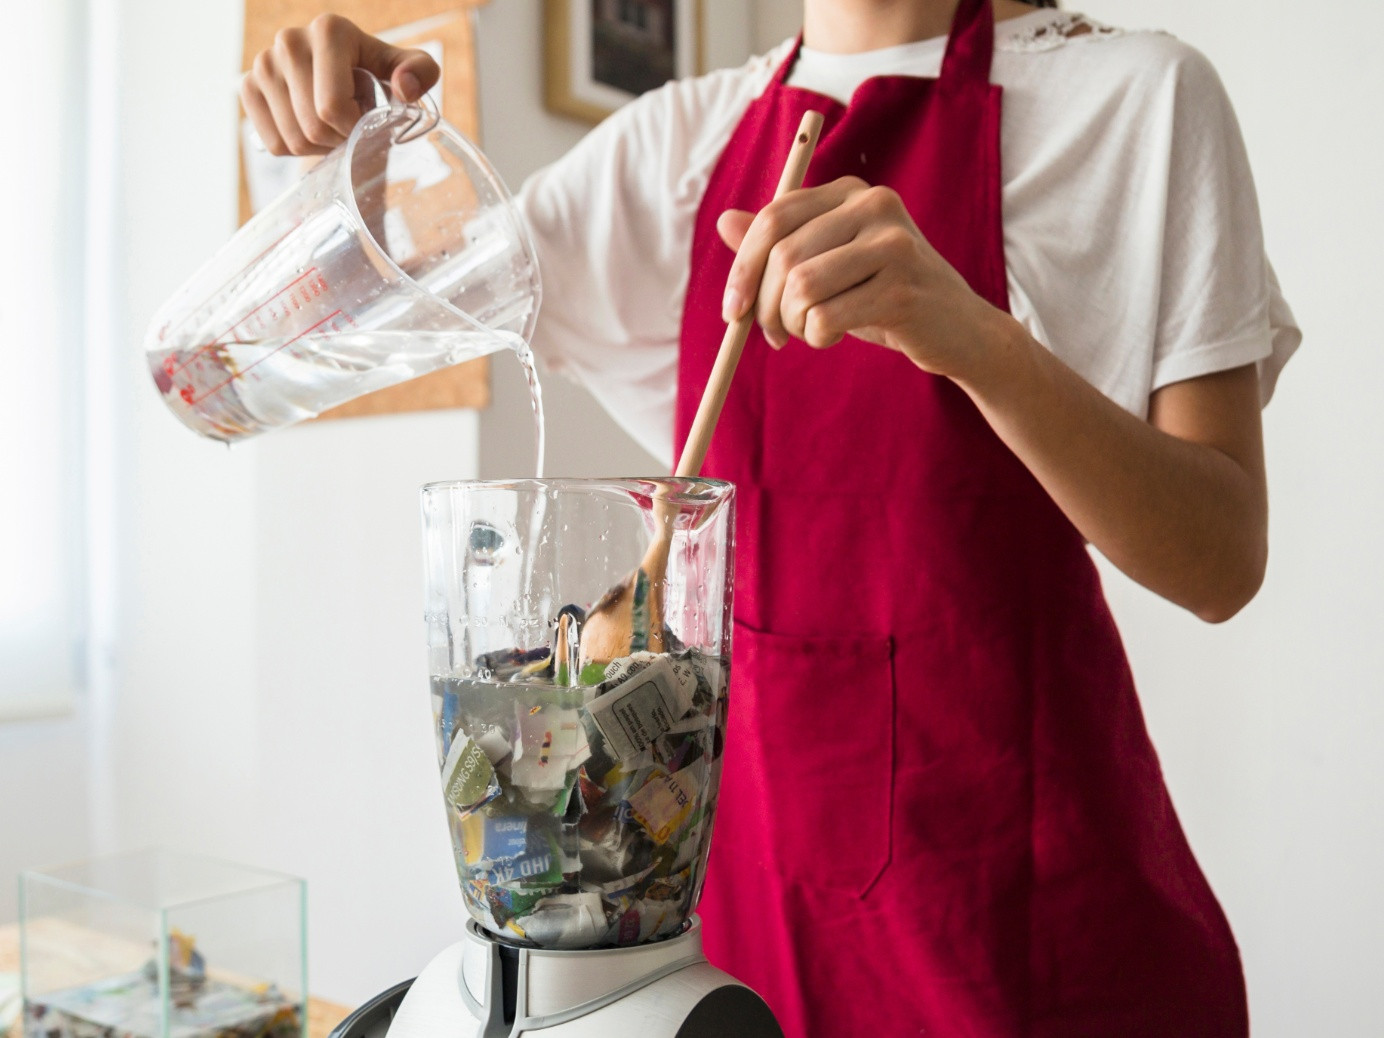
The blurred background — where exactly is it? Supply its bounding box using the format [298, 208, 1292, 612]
[1, 0, 1379, 1033]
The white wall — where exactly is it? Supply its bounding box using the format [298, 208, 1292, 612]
[753, 0, 801, 51]
[0, 719, 93, 922]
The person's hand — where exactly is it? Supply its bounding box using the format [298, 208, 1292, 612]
[717, 177, 1005, 379]
[240, 14, 440, 156]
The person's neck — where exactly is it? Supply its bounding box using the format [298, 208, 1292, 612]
[801, 0, 1030, 54]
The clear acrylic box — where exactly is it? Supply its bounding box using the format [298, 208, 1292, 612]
[19, 849, 306, 1038]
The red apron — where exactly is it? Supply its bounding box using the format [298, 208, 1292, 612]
[675, 2, 1248, 1034]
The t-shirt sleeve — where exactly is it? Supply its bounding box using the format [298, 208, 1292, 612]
[515, 92, 687, 465]
[1147, 44, 1300, 404]
[514, 56, 776, 465]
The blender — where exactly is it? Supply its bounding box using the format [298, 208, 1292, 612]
[328, 479, 779, 1038]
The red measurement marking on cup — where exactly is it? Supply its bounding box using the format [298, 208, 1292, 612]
[186, 309, 356, 405]
[166, 267, 330, 380]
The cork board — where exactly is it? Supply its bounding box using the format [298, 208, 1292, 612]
[238, 0, 494, 419]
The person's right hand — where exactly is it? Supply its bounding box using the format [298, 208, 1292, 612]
[241, 14, 441, 156]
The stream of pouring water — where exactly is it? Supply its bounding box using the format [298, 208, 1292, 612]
[513, 340, 546, 479]
[511, 340, 550, 642]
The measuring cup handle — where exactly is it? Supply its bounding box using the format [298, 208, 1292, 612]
[353, 67, 441, 143]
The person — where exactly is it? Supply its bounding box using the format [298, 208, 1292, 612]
[243, 1, 1298, 1033]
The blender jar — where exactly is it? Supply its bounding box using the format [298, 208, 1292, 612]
[421, 479, 734, 950]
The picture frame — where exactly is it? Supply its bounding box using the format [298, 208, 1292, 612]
[545, 0, 705, 124]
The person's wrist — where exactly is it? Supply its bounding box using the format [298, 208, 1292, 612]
[921, 300, 1026, 388]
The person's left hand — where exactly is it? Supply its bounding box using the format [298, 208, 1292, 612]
[717, 176, 1003, 379]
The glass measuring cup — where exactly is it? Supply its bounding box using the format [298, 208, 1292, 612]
[145, 74, 541, 443]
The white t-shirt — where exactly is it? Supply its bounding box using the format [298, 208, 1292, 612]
[518, 8, 1301, 467]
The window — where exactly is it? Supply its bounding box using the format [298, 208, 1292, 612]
[1, 0, 86, 718]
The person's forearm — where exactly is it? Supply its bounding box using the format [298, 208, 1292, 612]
[950, 311, 1269, 622]
[712, 178, 1269, 620]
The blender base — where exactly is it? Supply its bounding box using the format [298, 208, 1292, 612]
[333, 917, 781, 1038]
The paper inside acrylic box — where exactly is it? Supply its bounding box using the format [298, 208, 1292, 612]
[20, 850, 306, 1038]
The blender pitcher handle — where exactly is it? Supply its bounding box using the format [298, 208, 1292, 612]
[354, 67, 441, 143]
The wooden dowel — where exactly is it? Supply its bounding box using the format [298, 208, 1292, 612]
[674, 109, 825, 479]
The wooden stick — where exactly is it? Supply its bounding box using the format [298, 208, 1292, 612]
[674, 109, 825, 478]
[583, 110, 824, 661]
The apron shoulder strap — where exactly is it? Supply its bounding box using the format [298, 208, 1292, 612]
[940, 0, 996, 87]
[779, 4, 993, 90]
[772, 34, 804, 86]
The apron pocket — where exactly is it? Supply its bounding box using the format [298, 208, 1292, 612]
[732, 618, 896, 897]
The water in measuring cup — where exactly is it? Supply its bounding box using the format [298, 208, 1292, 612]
[150, 329, 547, 474]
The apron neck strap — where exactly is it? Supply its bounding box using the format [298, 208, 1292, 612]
[773, 2, 996, 90]
[940, 0, 996, 86]
[773, 34, 804, 86]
